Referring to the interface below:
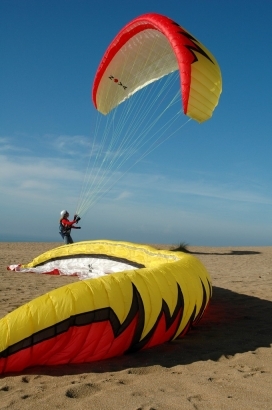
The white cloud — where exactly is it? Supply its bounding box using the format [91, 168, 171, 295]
[0, 137, 31, 153]
[0, 154, 81, 180]
[114, 170, 272, 207]
[1, 145, 271, 214]
[51, 134, 92, 156]
[113, 191, 133, 201]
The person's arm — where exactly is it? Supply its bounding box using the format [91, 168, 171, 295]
[61, 218, 77, 227]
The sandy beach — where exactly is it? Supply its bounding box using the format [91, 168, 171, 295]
[0, 242, 271, 410]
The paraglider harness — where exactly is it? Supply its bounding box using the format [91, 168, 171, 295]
[59, 221, 71, 238]
[59, 215, 81, 239]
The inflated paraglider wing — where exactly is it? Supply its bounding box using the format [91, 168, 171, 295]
[1, 241, 211, 373]
[93, 13, 222, 123]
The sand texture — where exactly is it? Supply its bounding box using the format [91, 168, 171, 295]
[0, 242, 271, 410]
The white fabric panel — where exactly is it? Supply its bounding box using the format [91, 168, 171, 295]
[9, 258, 137, 280]
[96, 28, 178, 114]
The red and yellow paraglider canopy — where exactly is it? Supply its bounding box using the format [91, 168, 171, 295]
[92, 13, 222, 123]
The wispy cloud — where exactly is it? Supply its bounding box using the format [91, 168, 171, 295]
[3, 132, 269, 208]
[1, 145, 271, 211]
[0, 154, 82, 206]
[113, 191, 133, 201]
[114, 171, 272, 206]
[51, 134, 92, 156]
[1, 143, 271, 245]
[0, 137, 32, 153]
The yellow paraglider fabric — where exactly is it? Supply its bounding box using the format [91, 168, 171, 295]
[0, 241, 211, 373]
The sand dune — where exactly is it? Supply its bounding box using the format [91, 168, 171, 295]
[0, 242, 271, 409]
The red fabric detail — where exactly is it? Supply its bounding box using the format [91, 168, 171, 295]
[144, 309, 183, 350]
[40, 270, 77, 276]
[0, 316, 139, 373]
[40, 269, 61, 275]
[7, 264, 21, 271]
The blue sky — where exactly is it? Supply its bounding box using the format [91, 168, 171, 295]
[1, 0, 271, 246]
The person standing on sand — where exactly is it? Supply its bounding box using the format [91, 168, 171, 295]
[59, 210, 81, 244]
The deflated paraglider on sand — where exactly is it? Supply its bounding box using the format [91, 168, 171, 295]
[3, 241, 211, 373]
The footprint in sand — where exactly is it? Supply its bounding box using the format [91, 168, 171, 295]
[0, 386, 10, 391]
[188, 394, 203, 410]
[65, 383, 101, 399]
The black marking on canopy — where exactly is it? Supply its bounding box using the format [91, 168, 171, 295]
[178, 31, 214, 64]
[0, 284, 143, 359]
[0, 280, 207, 361]
[171, 19, 214, 65]
[192, 279, 210, 326]
[33, 253, 145, 269]
[127, 283, 185, 353]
